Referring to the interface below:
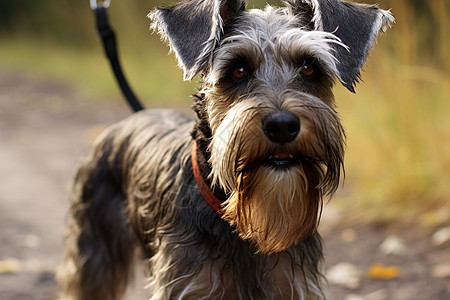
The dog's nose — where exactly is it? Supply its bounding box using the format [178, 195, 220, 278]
[262, 112, 300, 144]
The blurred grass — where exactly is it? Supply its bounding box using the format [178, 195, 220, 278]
[0, 0, 198, 103]
[1, 0, 449, 225]
[335, 0, 450, 225]
[0, 36, 196, 104]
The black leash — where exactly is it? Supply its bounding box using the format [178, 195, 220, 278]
[91, 0, 144, 112]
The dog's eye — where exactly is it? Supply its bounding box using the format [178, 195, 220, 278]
[300, 64, 315, 77]
[232, 66, 248, 80]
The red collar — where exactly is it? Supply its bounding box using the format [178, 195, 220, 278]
[192, 141, 223, 215]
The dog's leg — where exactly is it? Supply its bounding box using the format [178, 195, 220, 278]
[57, 138, 135, 300]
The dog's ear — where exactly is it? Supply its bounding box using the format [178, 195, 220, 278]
[149, 0, 246, 81]
[285, 0, 394, 92]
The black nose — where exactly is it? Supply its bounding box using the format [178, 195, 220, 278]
[262, 112, 300, 144]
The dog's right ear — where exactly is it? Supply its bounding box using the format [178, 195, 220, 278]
[149, 0, 245, 81]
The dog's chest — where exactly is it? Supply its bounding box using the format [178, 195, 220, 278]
[149, 246, 317, 299]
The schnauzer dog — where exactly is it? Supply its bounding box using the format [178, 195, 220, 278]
[57, 0, 393, 299]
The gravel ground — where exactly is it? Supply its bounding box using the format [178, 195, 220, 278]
[0, 70, 449, 299]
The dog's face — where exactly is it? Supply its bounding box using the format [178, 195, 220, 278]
[205, 8, 345, 253]
[150, 0, 393, 253]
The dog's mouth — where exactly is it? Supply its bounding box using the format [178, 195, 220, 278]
[263, 151, 300, 169]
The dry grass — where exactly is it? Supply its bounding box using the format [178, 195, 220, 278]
[333, 0, 450, 225]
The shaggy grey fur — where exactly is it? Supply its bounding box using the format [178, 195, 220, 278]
[57, 0, 392, 299]
[58, 110, 325, 299]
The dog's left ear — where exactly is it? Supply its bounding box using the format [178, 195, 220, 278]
[149, 0, 246, 81]
[286, 0, 394, 92]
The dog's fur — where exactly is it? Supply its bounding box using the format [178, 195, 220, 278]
[57, 0, 393, 299]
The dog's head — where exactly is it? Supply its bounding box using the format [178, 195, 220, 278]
[150, 0, 393, 253]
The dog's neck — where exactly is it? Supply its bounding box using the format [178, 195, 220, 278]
[192, 141, 223, 214]
[191, 93, 228, 207]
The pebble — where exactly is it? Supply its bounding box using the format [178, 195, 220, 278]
[431, 264, 450, 278]
[431, 227, 450, 247]
[379, 235, 406, 256]
[327, 262, 361, 289]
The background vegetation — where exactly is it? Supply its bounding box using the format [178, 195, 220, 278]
[1, 0, 449, 225]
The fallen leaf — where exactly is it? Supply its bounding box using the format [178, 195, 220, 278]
[0, 258, 22, 274]
[367, 263, 400, 280]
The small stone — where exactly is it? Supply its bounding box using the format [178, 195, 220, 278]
[327, 263, 361, 289]
[432, 264, 450, 278]
[379, 235, 406, 256]
[432, 227, 450, 247]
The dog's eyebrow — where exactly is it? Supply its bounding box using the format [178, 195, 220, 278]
[224, 47, 263, 65]
[277, 29, 345, 77]
[214, 37, 265, 70]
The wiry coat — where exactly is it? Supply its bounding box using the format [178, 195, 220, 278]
[60, 108, 325, 299]
[57, 0, 393, 299]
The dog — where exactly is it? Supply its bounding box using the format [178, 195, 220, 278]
[57, 0, 393, 299]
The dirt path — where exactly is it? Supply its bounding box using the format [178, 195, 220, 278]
[0, 70, 449, 299]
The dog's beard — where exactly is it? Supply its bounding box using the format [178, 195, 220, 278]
[209, 93, 344, 253]
[222, 163, 322, 253]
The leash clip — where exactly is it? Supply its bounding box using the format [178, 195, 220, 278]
[90, 0, 111, 10]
